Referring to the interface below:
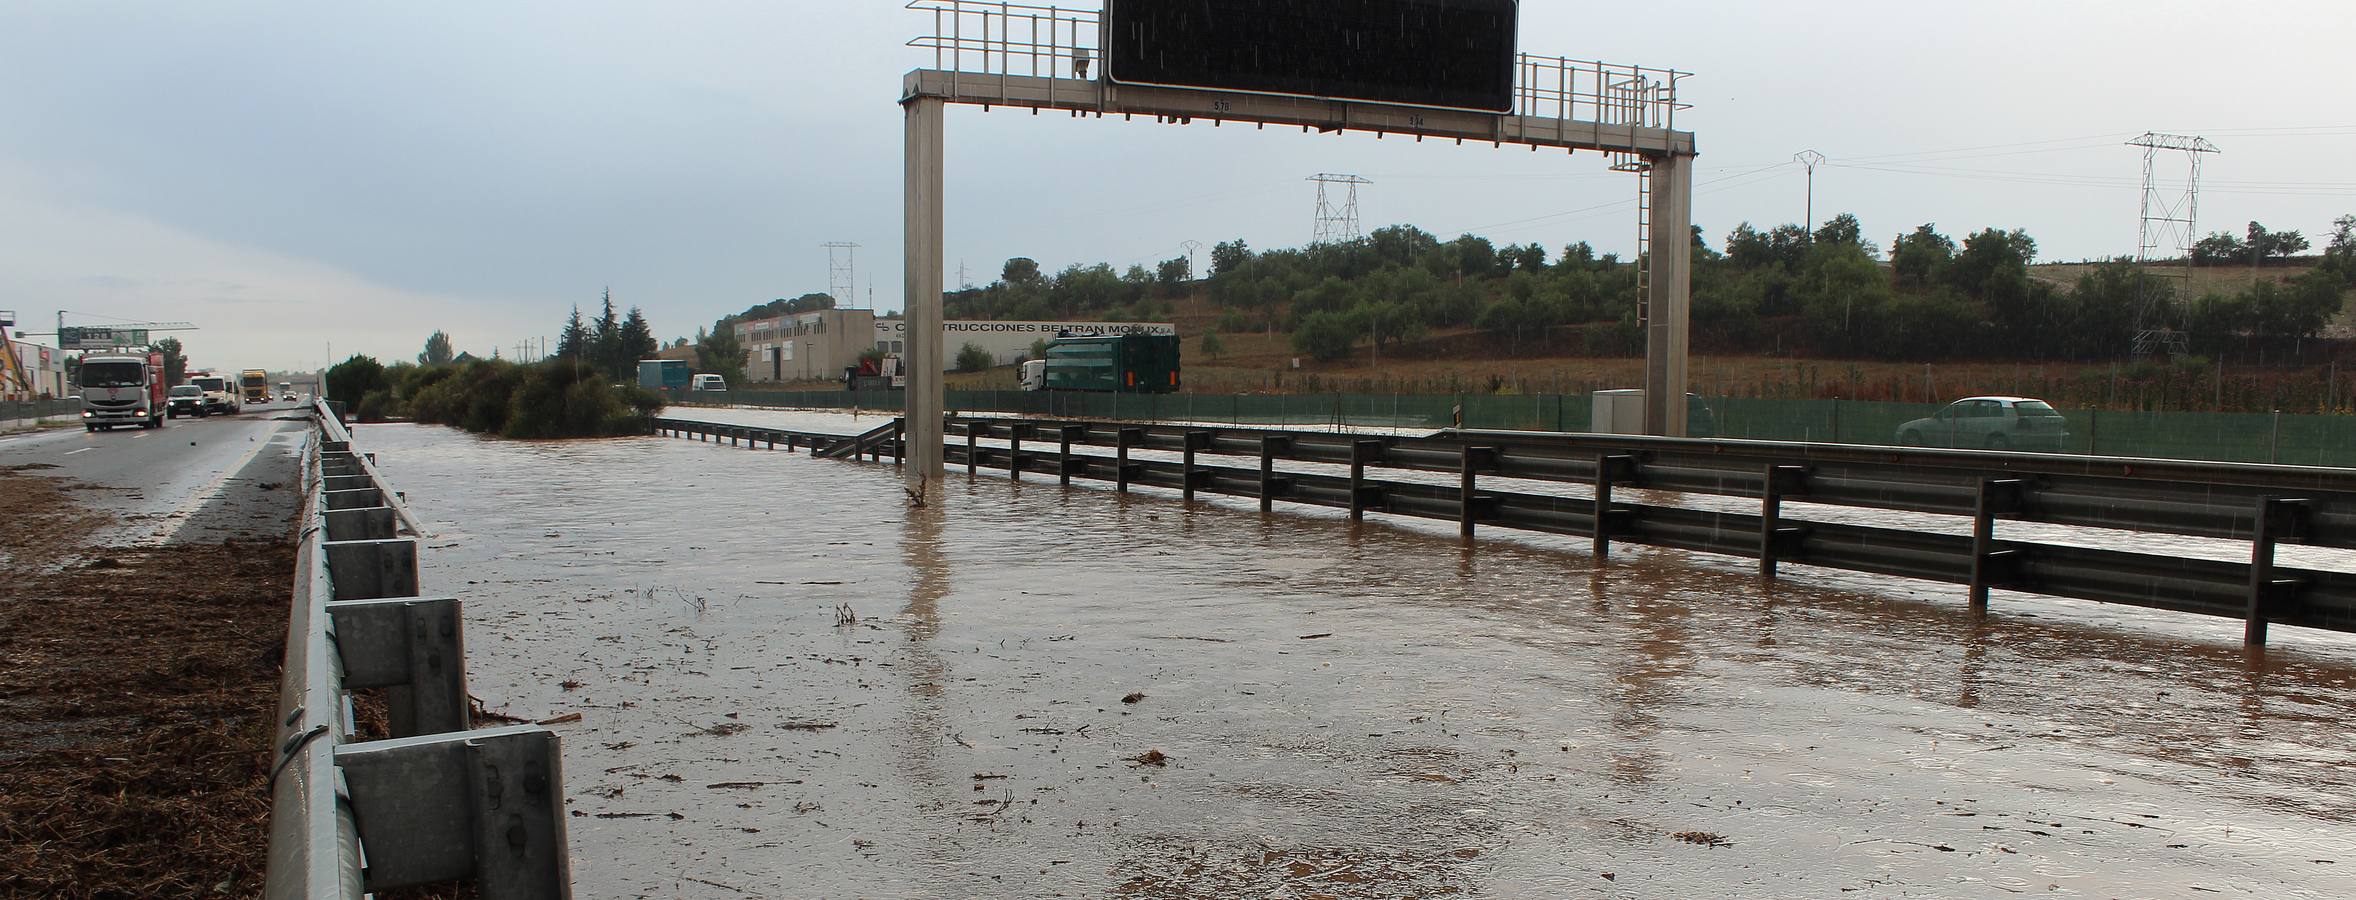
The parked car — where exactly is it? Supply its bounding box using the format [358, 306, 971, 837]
[691, 374, 728, 393]
[1896, 396, 2069, 451]
[166, 385, 206, 418]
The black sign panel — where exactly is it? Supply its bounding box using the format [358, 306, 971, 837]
[1103, 0, 1518, 114]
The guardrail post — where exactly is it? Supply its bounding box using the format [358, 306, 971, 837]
[1259, 435, 1291, 512]
[1349, 440, 1385, 521]
[1009, 424, 1025, 480]
[335, 725, 572, 898]
[1592, 454, 1635, 558]
[1969, 478, 2026, 614]
[1116, 427, 1143, 492]
[325, 506, 399, 542]
[1760, 464, 1807, 578]
[328, 596, 469, 737]
[1458, 446, 1499, 537]
[325, 538, 422, 601]
[1059, 425, 1080, 485]
[2246, 496, 2310, 646]
[894, 419, 906, 465]
[966, 421, 980, 476]
[1183, 430, 1212, 501]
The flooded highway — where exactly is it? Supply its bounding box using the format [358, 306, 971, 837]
[359, 416, 2356, 898]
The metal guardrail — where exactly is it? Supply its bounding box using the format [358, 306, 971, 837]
[652, 416, 903, 462]
[264, 400, 571, 899]
[657, 414, 2356, 646]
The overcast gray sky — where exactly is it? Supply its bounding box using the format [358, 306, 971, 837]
[3, 1, 2351, 372]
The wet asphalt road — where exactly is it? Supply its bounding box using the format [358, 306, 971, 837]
[357, 417, 2356, 899]
[0, 400, 309, 545]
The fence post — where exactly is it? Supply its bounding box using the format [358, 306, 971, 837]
[2270, 410, 2282, 464]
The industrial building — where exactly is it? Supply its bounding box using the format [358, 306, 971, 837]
[735, 308, 1173, 384]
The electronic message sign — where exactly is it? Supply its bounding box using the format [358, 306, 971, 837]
[1103, 0, 1519, 114]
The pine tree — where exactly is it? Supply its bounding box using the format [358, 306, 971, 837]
[591, 289, 623, 376]
[619, 307, 659, 372]
[556, 305, 589, 360]
[419, 330, 454, 366]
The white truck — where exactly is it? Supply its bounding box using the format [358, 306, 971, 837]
[77, 353, 166, 431]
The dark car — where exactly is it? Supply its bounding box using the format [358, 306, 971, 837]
[166, 385, 206, 418]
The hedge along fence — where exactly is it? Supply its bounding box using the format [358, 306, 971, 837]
[685, 390, 2356, 467]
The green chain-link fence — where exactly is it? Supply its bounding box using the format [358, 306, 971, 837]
[1, 398, 83, 428]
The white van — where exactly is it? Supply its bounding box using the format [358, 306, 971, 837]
[690, 374, 728, 392]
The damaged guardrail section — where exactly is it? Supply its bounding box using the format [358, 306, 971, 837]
[264, 401, 572, 900]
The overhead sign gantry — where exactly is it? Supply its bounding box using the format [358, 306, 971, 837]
[900, 0, 1698, 500]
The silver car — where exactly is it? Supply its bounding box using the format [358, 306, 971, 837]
[1896, 396, 2069, 451]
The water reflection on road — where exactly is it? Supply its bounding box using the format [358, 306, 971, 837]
[360, 421, 2356, 899]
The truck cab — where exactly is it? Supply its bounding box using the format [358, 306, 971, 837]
[78, 354, 165, 430]
[1019, 359, 1047, 392]
[239, 369, 270, 405]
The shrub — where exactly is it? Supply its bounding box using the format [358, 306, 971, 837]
[955, 342, 993, 373]
[325, 355, 390, 419]
[502, 359, 657, 439]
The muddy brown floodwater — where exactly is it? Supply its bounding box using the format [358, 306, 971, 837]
[358, 417, 2356, 899]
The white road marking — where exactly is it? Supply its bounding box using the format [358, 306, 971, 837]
[64, 447, 94, 455]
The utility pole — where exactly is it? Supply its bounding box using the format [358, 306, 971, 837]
[1794, 150, 1826, 233]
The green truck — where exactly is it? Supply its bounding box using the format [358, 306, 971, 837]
[637, 359, 691, 392]
[1024, 334, 1181, 394]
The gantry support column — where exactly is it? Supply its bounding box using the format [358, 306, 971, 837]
[1643, 152, 1694, 438]
[903, 95, 947, 496]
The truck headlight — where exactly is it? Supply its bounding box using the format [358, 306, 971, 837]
[82, 411, 93, 418]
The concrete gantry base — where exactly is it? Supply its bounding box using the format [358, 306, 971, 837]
[1642, 152, 1694, 438]
[902, 94, 947, 500]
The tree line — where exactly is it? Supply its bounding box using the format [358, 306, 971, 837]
[943, 211, 2356, 366]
